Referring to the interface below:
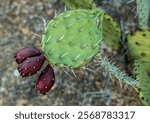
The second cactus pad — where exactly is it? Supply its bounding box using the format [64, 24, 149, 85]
[134, 60, 150, 105]
[102, 12, 121, 50]
[127, 30, 150, 61]
[41, 9, 103, 68]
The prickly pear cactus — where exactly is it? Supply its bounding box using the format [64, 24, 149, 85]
[41, 9, 104, 68]
[128, 30, 150, 105]
[127, 30, 150, 61]
[63, 0, 96, 9]
[136, 0, 150, 30]
[102, 13, 121, 50]
[134, 60, 150, 105]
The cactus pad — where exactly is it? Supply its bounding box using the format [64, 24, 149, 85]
[102, 13, 121, 50]
[63, 0, 96, 9]
[136, 0, 150, 30]
[134, 60, 150, 105]
[41, 9, 103, 68]
[127, 30, 150, 61]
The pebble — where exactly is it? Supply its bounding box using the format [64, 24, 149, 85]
[1, 77, 7, 83]
[13, 69, 20, 77]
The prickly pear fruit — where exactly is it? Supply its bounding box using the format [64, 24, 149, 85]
[63, 0, 96, 10]
[18, 55, 45, 77]
[127, 30, 150, 61]
[41, 9, 104, 68]
[14, 47, 41, 64]
[36, 65, 55, 95]
[134, 60, 150, 105]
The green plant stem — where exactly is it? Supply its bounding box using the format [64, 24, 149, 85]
[100, 57, 137, 86]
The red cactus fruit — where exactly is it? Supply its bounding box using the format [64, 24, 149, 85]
[36, 65, 55, 95]
[14, 47, 41, 64]
[18, 55, 46, 77]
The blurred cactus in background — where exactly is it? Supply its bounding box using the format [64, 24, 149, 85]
[136, 0, 150, 30]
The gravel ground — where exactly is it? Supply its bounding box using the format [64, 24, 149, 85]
[0, 0, 142, 105]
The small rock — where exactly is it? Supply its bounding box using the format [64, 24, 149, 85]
[16, 99, 28, 106]
[19, 27, 30, 35]
[95, 81, 101, 89]
[1, 77, 7, 83]
[13, 69, 19, 77]
[46, 9, 55, 17]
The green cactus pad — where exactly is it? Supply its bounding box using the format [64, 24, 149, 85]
[63, 0, 96, 9]
[41, 9, 103, 68]
[127, 30, 150, 61]
[136, 0, 150, 30]
[134, 60, 150, 105]
[102, 13, 121, 50]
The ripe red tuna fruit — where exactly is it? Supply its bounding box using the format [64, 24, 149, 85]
[36, 65, 55, 95]
[18, 55, 46, 77]
[14, 47, 41, 64]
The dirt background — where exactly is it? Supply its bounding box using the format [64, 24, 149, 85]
[0, 0, 142, 105]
